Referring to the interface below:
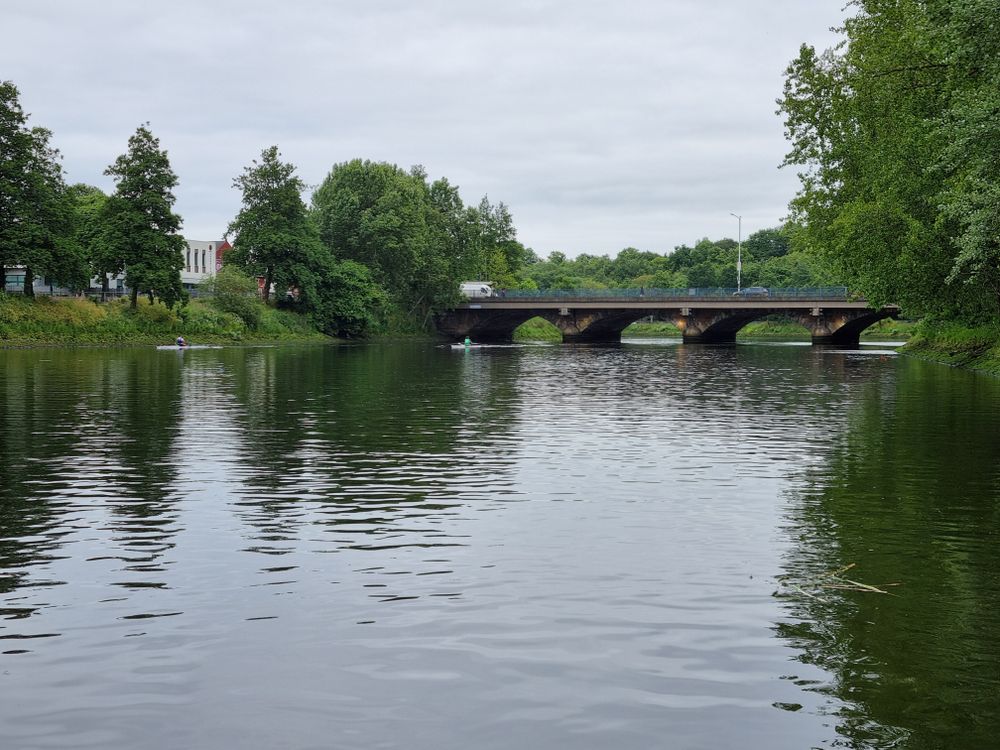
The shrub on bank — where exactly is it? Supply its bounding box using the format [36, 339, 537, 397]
[201, 266, 262, 330]
[0, 294, 328, 346]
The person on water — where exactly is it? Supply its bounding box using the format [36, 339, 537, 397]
[176, 336, 188, 348]
[464, 336, 472, 347]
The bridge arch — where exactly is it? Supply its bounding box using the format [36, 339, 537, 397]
[539, 310, 650, 343]
[679, 308, 898, 345]
[433, 309, 538, 342]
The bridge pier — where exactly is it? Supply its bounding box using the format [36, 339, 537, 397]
[792, 309, 898, 347]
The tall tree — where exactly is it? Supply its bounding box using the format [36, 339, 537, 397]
[66, 184, 124, 300]
[62, 184, 107, 295]
[0, 80, 70, 297]
[312, 160, 528, 323]
[311, 160, 431, 310]
[935, 0, 1000, 301]
[103, 124, 185, 308]
[778, 0, 1000, 319]
[227, 145, 324, 304]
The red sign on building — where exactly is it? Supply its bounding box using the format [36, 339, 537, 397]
[215, 240, 232, 272]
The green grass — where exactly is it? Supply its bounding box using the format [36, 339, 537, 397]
[512, 317, 562, 342]
[902, 320, 1000, 375]
[859, 318, 916, 340]
[0, 295, 329, 347]
[623, 321, 682, 337]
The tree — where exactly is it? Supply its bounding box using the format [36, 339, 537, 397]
[935, 0, 1000, 302]
[103, 124, 185, 309]
[309, 258, 386, 337]
[744, 227, 790, 261]
[227, 145, 323, 304]
[778, 1, 1000, 319]
[64, 184, 107, 295]
[312, 160, 434, 317]
[0, 81, 71, 297]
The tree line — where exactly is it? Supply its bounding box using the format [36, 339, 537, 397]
[0, 81, 532, 337]
[519, 227, 834, 291]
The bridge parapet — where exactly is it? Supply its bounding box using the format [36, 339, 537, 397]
[494, 286, 854, 302]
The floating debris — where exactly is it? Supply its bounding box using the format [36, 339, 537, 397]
[776, 563, 902, 601]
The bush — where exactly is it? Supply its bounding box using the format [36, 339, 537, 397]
[202, 266, 263, 330]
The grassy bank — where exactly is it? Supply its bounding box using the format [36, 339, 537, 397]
[902, 320, 1000, 375]
[0, 295, 329, 346]
[512, 317, 562, 342]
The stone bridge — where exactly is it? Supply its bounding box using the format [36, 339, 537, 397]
[435, 290, 900, 346]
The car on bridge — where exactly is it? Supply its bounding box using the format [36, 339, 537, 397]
[733, 286, 770, 298]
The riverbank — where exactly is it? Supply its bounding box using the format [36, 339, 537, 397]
[901, 320, 1000, 375]
[0, 295, 329, 346]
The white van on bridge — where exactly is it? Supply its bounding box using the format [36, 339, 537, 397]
[459, 281, 494, 298]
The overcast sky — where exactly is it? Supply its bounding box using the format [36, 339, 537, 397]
[3, 1, 846, 257]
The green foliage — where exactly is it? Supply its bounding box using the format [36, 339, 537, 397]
[622, 321, 682, 337]
[307, 259, 386, 338]
[0, 80, 75, 297]
[62, 184, 106, 292]
[227, 146, 323, 305]
[778, 0, 1000, 319]
[311, 159, 528, 326]
[203, 265, 262, 330]
[312, 160, 450, 318]
[744, 228, 790, 260]
[512, 317, 562, 342]
[102, 124, 185, 309]
[521, 226, 832, 291]
[904, 319, 1000, 375]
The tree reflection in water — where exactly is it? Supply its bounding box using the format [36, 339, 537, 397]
[775, 361, 1000, 748]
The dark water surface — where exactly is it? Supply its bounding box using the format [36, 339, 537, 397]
[1, 341, 998, 749]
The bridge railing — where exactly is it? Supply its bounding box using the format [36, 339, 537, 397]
[485, 286, 853, 301]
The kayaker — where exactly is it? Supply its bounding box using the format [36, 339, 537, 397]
[464, 336, 471, 347]
[176, 336, 187, 348]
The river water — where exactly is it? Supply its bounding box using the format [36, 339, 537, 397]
[0, 340, 997, 749]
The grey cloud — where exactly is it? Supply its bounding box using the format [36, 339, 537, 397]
[4, 0, 845, 254]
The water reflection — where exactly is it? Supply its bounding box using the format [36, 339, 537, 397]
[776, 360, 1000, 748]
[212, 345, 526, 607]
[1, 342, 998, 748]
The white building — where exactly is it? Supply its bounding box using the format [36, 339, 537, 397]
[181, 239, 231, 293]
[2, 238, 231, 296]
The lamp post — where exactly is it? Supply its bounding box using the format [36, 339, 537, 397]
[730, 212, 742, 292]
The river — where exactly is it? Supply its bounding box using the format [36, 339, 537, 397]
[1, 340, 997, 749]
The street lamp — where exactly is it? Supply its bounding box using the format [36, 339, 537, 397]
[730, 213, 742, 292]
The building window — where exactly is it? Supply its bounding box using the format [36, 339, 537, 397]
[186, 250, 191, 271]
